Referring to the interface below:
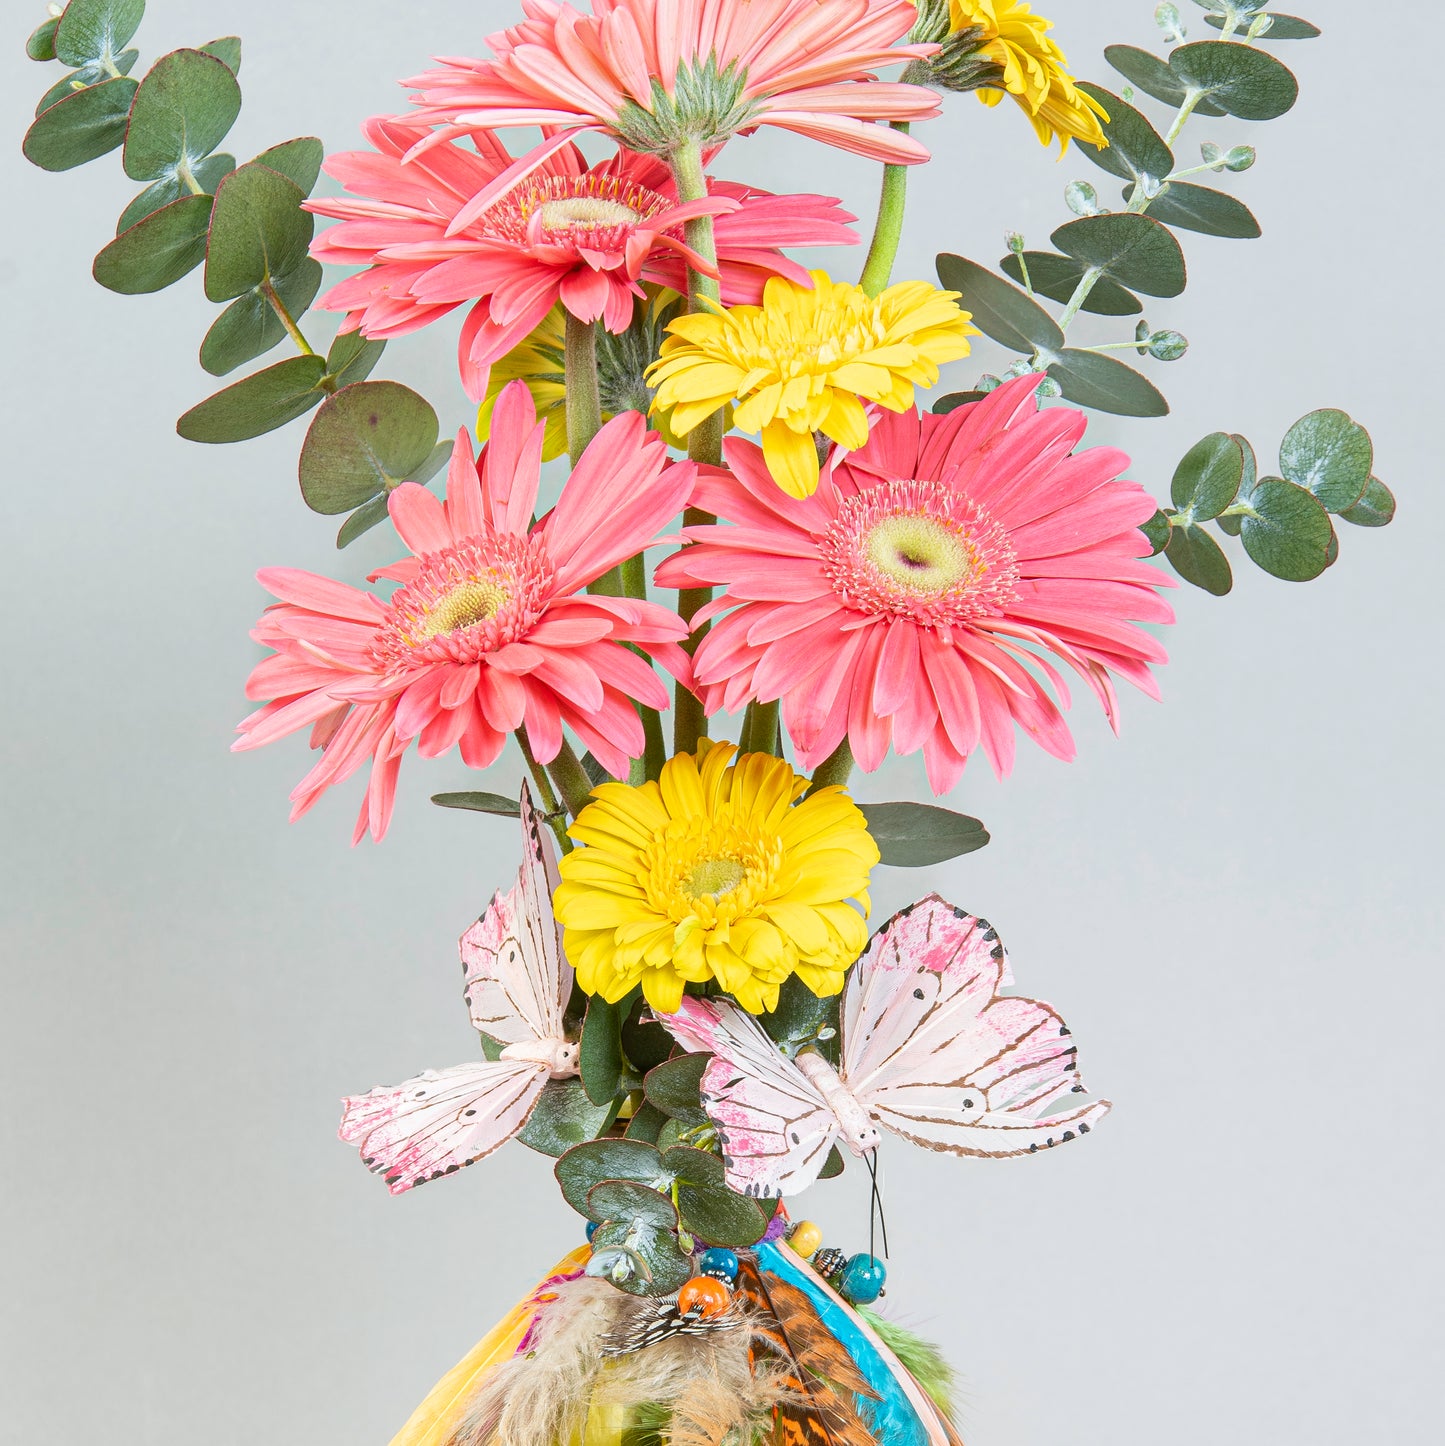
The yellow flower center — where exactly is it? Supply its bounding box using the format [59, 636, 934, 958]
[416, 579, 510, 639]
[538, 196, 643, 231]
[644, 818, 781, 930]
[865, 514, 981, 593]
[683, 856, 747, 901]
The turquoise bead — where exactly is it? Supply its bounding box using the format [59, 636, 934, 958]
[698, 1246, 739, 1282]
[838, 1253, 886, 1305]
[586, 1220, 599, 1242]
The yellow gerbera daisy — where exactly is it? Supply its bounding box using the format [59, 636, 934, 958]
[950, 0, 1108, 151]
[648, 272, 976, 499]
[553, 741, 879, 1015]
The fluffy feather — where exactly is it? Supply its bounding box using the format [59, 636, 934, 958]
[854, 1309, 956, 1423]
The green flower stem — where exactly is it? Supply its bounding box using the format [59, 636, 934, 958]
[620, 552, 668, 782]
[808, 737, 855, 794]
[739, 699, 781, 757]
[668, 137, 724, 757]
[515, 728, 572, 853]
[858, 123, 912, 299]
[565, 309, 604, 464]
[261, 279, 317, 359]
[546, 738, 597, 823]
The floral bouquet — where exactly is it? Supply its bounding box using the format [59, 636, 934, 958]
[21, 0, 1397, 1443]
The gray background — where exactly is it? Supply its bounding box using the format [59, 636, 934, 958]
[3, 1, 1441, 1441]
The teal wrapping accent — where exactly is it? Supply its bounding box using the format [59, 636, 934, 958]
[756, 1241, 927, 1446]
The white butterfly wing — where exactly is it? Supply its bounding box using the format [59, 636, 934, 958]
[662, 997, 840, 1198]
[459, 782, 572, 1046]
[843, 895, 1110, 1158]
[338, 1060, 546, 1195]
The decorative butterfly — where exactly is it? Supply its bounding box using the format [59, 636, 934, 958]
[660, 894, 1110, 1198]
[338, 783, 578, 1194]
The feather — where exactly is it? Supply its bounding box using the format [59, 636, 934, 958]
[854, 1308, 956, 1425]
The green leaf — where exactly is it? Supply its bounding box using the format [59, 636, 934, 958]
[1216, 433, 1256, 536]
[519, 1078, 616, 1158]
[176, 355, 327, 444]
[761, 976, 840, 1065]
[932, 391, 989, 415]
[858, 801, 990, 866]
[819, 1145, 846, 1181]
[1000, 252, 1141, 316]
[1169, 41, 1299, 121]
[1128, 181, 1261, 240]
[555, 1138, 663, 1217]
[299, 381, 441, 515]
[1046, 350, 1169, 418]
[1103, 44, 1226, 116]
[199, 258, 323, 376]
[936, 253, 1063, 352]
[1141, 509, 1172, 556]
[253, 137, 325, 196]
[55, 0, 145, 67]
[204, 162, 313, 302]
[24, 76, 138, 171]
[1205, 13, 1321, 39]
[1050, 213, 1186, 298]
[587, 1179, 677, 1232]
[1339, 477, 1395, 529]
[429, 791, 522, 816]
[35, 51, 137, 116]
[589, 1215, 692, 1297]
[580, 988, 637, 1105]
[92, 193, 213, 294]
[1239, 478, 1333, 580]
[1165, 521, 1233, 595]
[1171, 432, 1244, 522]
[117, 151, 233, 232]
[327, 331, 387, 389]
[1278, 408, 1372, 513]
[27, 17, 61, 61]
[199, 36, 242, 73]
[655, 1117, 690, 1153]
[644, 1053, 709, 1124]
[665, 1149, 768, 1246]
[622, 1005, 676, 1075]
[123, 49, 241, 182]
[336, 495, 392, 548]
[624, 1103, 668, 1145]
[1073, 83, 1173, 186]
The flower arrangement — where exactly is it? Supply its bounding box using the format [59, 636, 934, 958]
[21, 1, 1398, 1444]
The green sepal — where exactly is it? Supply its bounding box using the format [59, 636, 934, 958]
[254, 136, 325, 196]
[1165, 521, 1233, 595]
[1171, 432, 1245, 523]
[117, 151, 233, 233]
[1046, 349, 1169, 418]
[555, 1138, 664, 1217]
[92, 193, 213, 294]
[1168, 40, 1299, 121]
[54, 0, 145, 68]
[204, 161, 313, 303]
[1072, 83, 1173, 186]
[429, 791, 523, 816]
[199, 258, 323, 377]
[580, 987, 639, 1105]
[176, 354, 327, 444]
[1000, 251, 1141, 316]
[24, 75, 139, 171]
[123, 49, 241, 182]
[199, 36, 241, 73]
[1239, 478, 1334, 581]
[858, 801, 990, 867]
[1127, 182, 1261, 240]
[664, 1146, 768, 1247]
[1339, 477, 1395, 529]
[1278, 408, 1373, 513]
[1103, 44, 1226, 116]
[1050, 213, 1186, 298]
[518, 1078, 618, 1158]
[644, 1053, 709, 1125]
[936, 253, 1063, 352]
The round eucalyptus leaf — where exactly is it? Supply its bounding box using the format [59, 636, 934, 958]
[676, 1182, 768, 1247]
[199, 258, 324, 377]
[123, 49, 241, 182]
[579, 990, 634, 1106]
[819, 1145, 846, 1180]
[1169, 41, 1299, 121]
[589, 1217, 692, 1297]
[1130, 181, 1261, 239]
[1171, 432, 1244, 521]
[932, 391, 990, 414]
[1104, 44, 1226, 115]
[55, 0, 145, 68]
[644, 1053, 710, 1124]
[1000, 252, 1141, 316]
[1278, 408, 1373, 513]
[1165, 521, 1233, 595]
[623, 1103, 668, 1146]
[24, 76, 138, 171]
[761, 976, 841, 1063]
[92, 193, 213, 294]
[117, 151, 234, 233]
[1073, 83, 1173, 186]
[327, 332, 388, 389]
[857, 801, 989, 866]
[936, 253, 1064, 352]
[205, 162, 314, 303]
[518, 1078, 616, 1158]
[1141, 509, 1172, 556]
[587, 1180, 678, 1232]
[199, 36, 242, 73]
[1240, 478, 1333, 580]
[335, 496, 392, 549]
[176, 355, 328, 444]
[253, 137, 325, 197]
[1339, 477, 1396, 529]
[27, 17, 62, 61]
[1205, 12, 1321, 39]
[555, 1138, 663, 1217]
[1050, 213, 1186, 298]
[429, 791, 523, 816]
[1046, 349, 1169, 418]
[35, 51, 138, 117]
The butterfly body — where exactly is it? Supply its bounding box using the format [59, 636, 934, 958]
[793, 1050, 880, 1156]
[499, 1037, 579, 1075]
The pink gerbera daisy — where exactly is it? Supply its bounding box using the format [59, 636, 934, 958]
[656, 376, 1175, 791]
[404, 0, 939, 171]
[309, 119, 859, 400]
[236, 383, 695, 842]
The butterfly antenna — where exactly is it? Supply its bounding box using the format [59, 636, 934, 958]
[865, 1148, 891, 1261]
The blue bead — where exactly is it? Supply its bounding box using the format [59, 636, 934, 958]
[586, 1220, 599, 1242]
[838, 1253, 886, 1305]
[697, 1247, 739, 1283]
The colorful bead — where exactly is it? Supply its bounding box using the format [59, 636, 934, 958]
[677, 1275, 732, 1319]
[787, 1220, 823, 1259]
[812, 1246, 846, 1283]
[838, 1253, 887, 1305]
[585, 1221, 599, 1242]
[697, 1247, 739, 1283]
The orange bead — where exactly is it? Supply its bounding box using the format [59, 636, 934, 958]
[788, 1220, 823, 1259]
[677, 1274, 732, 1319]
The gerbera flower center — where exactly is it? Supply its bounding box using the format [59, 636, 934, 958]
[537, 196, 642, 231]
[683, 856, 747, 901]
[373, 532, 556, 669]
[646, 819, 781, 928]
[479, 173, 672, 247]
[821, 479, 1021, 626]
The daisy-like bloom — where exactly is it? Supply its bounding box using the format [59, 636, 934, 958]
[235, 384, 695, 843]
[648, 271, 977, 499]
[946, 0, 1108, 150]
[554, 741, 879, 1014]
[309, 119, 858, 400]
[478, 291, 690, 463]
[405, 0, 939, 170]
[656, 376, 1174, 792]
